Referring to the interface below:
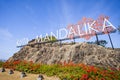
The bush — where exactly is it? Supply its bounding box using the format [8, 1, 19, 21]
[0, 61, 4, 67]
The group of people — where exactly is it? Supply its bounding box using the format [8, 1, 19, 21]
[0, 67, 44, 80]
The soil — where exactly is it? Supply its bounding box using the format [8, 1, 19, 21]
[0, 68, 60, 80]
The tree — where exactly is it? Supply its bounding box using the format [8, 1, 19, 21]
[35, 35, 57, 43]
[95, 40, 108, 47]
[87, 40, 108, 47]
[40, 35, 57, 42]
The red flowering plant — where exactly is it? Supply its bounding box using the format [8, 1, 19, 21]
[2, 60, 120, 80]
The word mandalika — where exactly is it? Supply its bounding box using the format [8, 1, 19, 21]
[67, 15, 116, 40]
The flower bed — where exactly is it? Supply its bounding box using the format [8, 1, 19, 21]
[2, 60, 120, 80]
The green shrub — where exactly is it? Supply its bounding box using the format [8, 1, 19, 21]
[0, 61, 4, 67]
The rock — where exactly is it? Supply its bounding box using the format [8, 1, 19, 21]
[1, 67, 5, 72]
[8, 40, 120, 69]
[9, 69, 14, 74]
[21, 71, 27, 78]
[37, 74, 44, 80]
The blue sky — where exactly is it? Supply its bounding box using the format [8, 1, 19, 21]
[0, 0, 120, 60]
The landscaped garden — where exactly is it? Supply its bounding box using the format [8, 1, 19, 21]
[0, 60, 120, 80]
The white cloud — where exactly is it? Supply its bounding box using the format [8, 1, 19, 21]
[0, 28, 13, 40]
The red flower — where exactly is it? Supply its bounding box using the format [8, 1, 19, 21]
[109, 72, 114, 75]
[101, 78, 105, 80]
[87, 69, 91, 73]
[81, 74, 88, 80]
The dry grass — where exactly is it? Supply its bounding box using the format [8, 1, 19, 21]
[0, 68, 60, 80]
